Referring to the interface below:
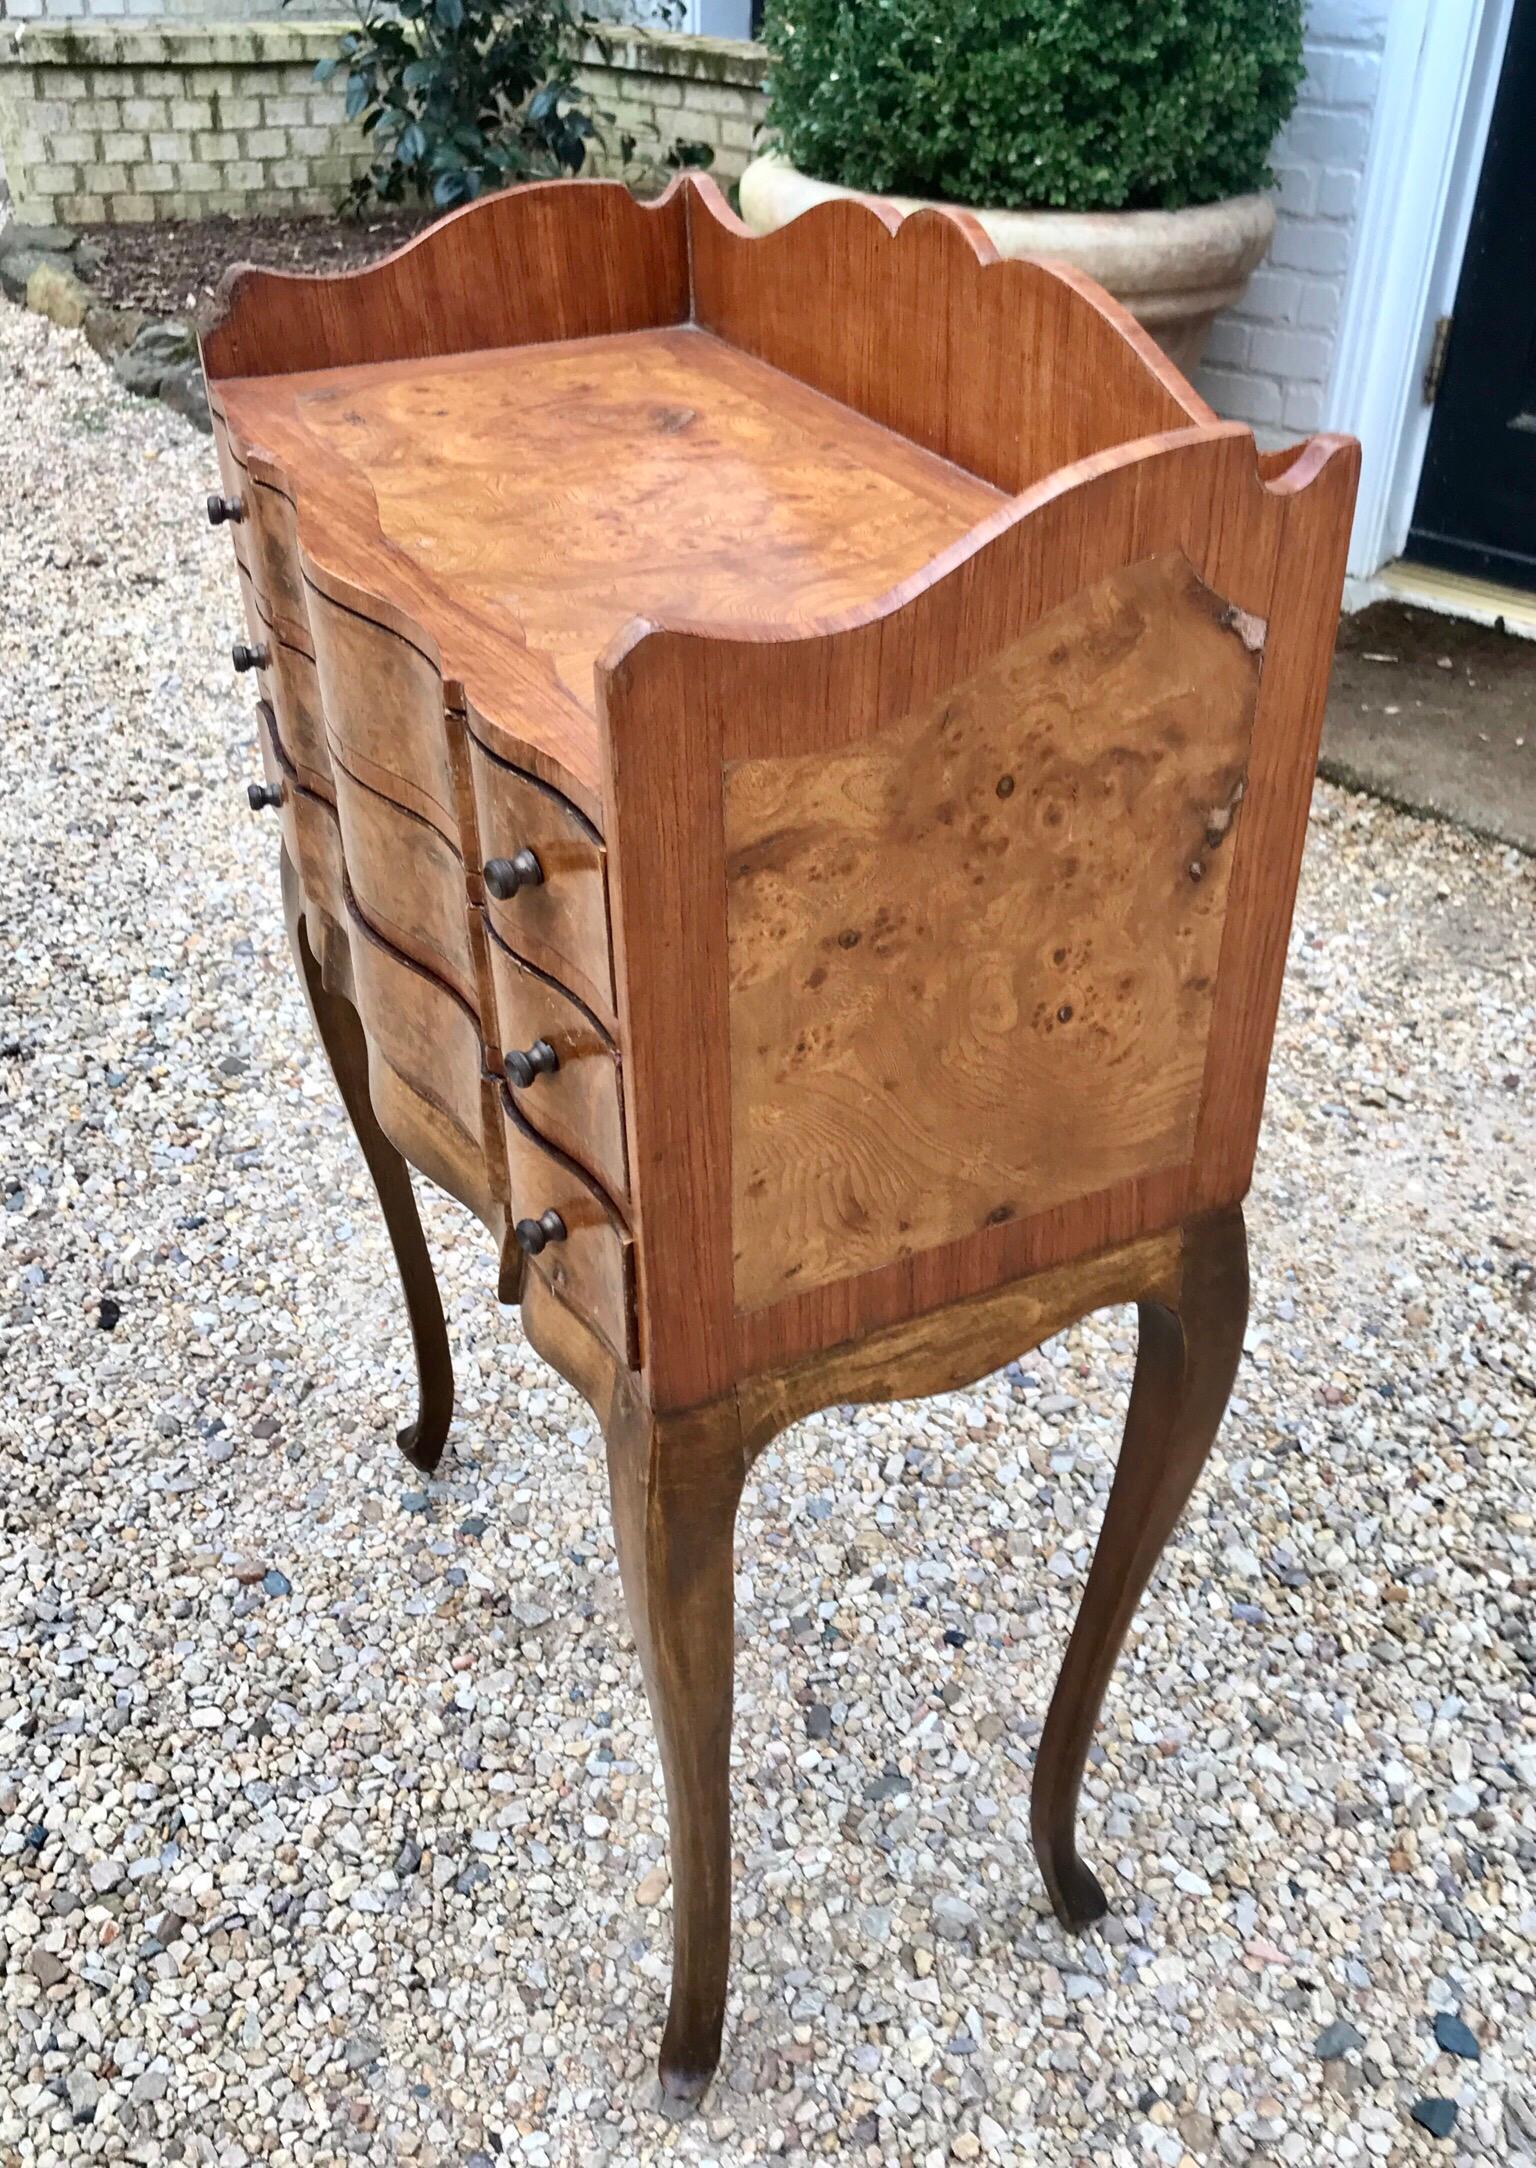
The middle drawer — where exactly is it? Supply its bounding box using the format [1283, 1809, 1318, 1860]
[486, 927, 628, 1206]
[330, 755, 482, 1013]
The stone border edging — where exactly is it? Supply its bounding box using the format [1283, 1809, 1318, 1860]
[0, 221, 211, 432]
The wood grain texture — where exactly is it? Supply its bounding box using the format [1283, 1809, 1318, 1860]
[255, 701, 344, 929]
[331, 755, 480, 1012]
[212, 178, 1360, 2097]
[201, 174, 690, 380]
[499, 1087, 635, 1367]
[290, 328, 1003, 709]
[600, 426, 1356, 1408]
[282, 848, 456, 1476]
[486, 928, 628, 1206]
[466, 732, 617, 1025]
[725, 552, 1260, 1313]
[202, 175, 1213, 816]
[685, 178, 1214, 492]
[264, 626, 334, 800]
[341, 889, 504, 1235]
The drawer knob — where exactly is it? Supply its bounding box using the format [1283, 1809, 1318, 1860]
[232, 640, 268, 674]
[483, 849, 544, 900]
[246, 781, 283, 812]
[504, 1039, 559, 1088]
[207, 493, 244, 526]
[515, 1209, 567, 1256]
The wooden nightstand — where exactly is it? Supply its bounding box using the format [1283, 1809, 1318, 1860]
[200, 175, 1358, 2098]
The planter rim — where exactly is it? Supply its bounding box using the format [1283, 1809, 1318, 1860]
[740, 153, 1276, 301]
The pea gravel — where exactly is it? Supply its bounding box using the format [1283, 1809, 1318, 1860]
[2, 297, 1535, 2168]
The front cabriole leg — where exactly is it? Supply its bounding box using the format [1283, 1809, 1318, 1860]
[603, 1376, 747, 2102]
[1031, 1207, 1249, 1925]
[280, 847, 455, 1471]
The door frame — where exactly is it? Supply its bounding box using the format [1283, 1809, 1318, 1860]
[1329, 0, 1516, 580]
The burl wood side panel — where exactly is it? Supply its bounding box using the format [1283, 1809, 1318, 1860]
[601, 427, 1359, 1409]
[725, 555, 1261, 1312]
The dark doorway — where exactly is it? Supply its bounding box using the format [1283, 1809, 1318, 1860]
[1407, 1, 1536, 592]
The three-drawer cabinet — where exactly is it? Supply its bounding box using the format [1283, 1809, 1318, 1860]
[200, 174, 1357, 2099]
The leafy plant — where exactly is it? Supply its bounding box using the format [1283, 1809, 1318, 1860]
[315, 0, 710, 213]
[760, 0, 1306, 212]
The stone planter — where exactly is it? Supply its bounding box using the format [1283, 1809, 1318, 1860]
[738, 153, 1275, 375]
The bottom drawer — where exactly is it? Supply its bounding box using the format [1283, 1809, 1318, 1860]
[343, 892, 505, 1235]
[500, 1088, 636, 1367]
[255, 703, 344, 927]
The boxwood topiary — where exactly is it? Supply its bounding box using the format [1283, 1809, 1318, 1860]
[760, 0, 1306, 213]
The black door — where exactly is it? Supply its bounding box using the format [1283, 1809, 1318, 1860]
[1408, 0, 1536, 592]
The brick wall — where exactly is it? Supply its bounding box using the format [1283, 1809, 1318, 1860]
[0, 23, 369, 220]
[0, 18, 763, 226]
[578, 26, 764, 181]
[1194, 0, 1390, 440]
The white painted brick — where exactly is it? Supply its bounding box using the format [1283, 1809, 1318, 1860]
[1199, 368, 1283, 426]
[1283, 383, 1327, 431]
[1238, 268, 1302, 325]
[1297, 279, 1341, 332]
[1269, 221, 1352, 277]
[1316, 166, 1359, 220]
[1251, 327, 1332, 383]
[1202, 318, 1251, 370]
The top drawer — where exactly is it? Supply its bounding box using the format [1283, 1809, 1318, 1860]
[467, 732, 615, 1027]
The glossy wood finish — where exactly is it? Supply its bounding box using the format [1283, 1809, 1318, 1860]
[487, 930, 627, 1204]
[283, 849, 455, 1473]
[499, 1087, 634, 1367]
[467, 734, 616, 1023]
[332, 757, 480, 1011]
[202, 175, 1357, 2100]
[725, 552, 1261, 1313]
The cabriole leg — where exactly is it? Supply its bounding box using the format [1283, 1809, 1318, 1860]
[604, 1384, 746, 2102]
[1031, 1208, 1249, 1926]
[280, 848, 455, 1473]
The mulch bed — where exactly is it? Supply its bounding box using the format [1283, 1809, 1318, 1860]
[79, 211, 433, 322]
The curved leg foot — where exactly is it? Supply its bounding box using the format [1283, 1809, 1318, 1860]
[605, 1385, 745, 2103]
[280, 851, 455, 1472]
[1032, 1208, 1248, 1926]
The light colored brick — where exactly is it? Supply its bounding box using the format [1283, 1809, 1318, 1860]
[194, 130, 241, 160]
[100, 129, 148, 160]
[243, 126, 288, 158]
[263, 92, 308, 125]
[1197, 367, 1282, 426]
[82, 161, 131, 191]
[32, 164, 84, 196]
[120, 96, 169, 128]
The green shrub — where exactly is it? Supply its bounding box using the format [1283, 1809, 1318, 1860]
[760, 0, 1306, 212]
[315, 0, 712, 212]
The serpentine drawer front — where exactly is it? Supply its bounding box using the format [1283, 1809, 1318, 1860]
[201, 175, 1358, 2101]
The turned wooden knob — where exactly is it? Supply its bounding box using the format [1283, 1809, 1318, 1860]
[231, 640, 268, 674]
[247, 781, 283, 812]
[504, 1039, 559, 1088]
[514, 1209, 566, 1256]
[207, 493, 244, 526]
[483, 849, 544, 900]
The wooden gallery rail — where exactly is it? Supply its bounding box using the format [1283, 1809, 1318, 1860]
[199, 174, 1359, 2098]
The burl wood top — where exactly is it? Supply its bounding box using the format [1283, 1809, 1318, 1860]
[217, 323, 1003, 740]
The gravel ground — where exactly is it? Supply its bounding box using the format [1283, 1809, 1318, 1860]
[2, 296, 1534, 2168]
